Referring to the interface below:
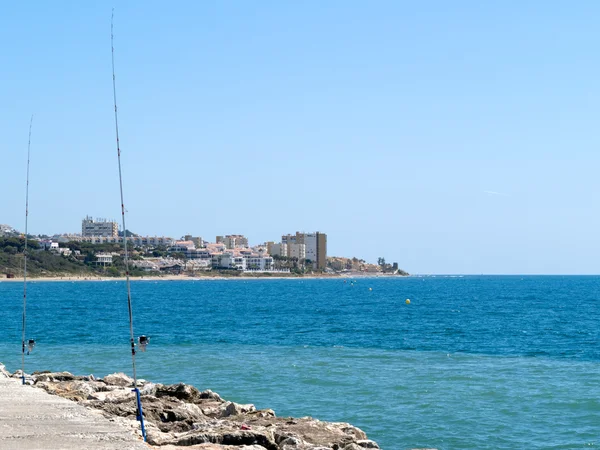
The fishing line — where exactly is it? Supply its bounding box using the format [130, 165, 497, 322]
[21, 115, 33, 385]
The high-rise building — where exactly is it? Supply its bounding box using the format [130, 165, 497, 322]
[81, 216, 118, 237]
[282, 231, 327, 270]
[316, 232, 327, 270]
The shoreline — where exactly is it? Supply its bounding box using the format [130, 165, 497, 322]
[0, 273, 407, 283]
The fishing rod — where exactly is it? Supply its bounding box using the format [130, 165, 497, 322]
[21, 115, 33, 385]
[111, 10, 147, 441]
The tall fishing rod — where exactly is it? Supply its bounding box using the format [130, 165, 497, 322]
[21, 115, 33, 385]
[111, 10, 146, 441]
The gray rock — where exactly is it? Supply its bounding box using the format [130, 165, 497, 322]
[35, 380, 96, 401]
[248, 408, 276, 418]
[156, 382, 202, 402]
[139, 381, 158, 396]
[200, 389, 224, 402]
[280, 436, 318, 449]
[161, 402, 204, 423]
[102, 372, 134, 387]
[146, 428, 176, 446]
[344, 444, 364, 450]
[280, 436, 302, 445]
[88, 388, 135, 403]
[222, 401, 256, 417]
[356, 440, 380, 449]
[34, 371, 77, 382]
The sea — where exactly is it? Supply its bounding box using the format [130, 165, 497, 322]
[0, 276, 599, 449]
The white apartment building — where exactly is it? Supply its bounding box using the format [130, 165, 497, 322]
[187, 259, 212, 270]
[129, 236, 175, 247]
[303, 233, 318, 264]
[96, 253, 113, 266]
[169, 241, 196, 253]
[245, 256, 274, 271]
[82, 216, 118, 237]
[40, 240, 59, 251]
[220, 254, 247, 271]
[78, 236, 175, 247]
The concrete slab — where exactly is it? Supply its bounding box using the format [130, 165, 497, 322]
[0, 374, 149, 450]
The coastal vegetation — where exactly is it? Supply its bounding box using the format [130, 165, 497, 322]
[0, 237, 93, 277]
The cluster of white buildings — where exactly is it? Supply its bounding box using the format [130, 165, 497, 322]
[40, 240, 73, 256]
[166, 239, 277, 272]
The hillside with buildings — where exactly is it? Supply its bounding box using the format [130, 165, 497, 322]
[1, 217, 407, 278]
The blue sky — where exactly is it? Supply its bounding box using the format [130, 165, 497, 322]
[3, 1, 600, 274]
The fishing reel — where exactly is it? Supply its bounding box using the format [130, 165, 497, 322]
[138, 335, 149, 352]
[27, 338, 36, 355]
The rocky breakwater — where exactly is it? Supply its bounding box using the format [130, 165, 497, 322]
[15, 370, 380, 450]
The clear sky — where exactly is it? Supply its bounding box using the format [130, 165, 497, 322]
[3, 1, 600, 274]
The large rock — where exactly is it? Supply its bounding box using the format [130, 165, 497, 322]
[344, 444, 365, 450]
[156, 383, 203, 402]
[199, 389, 224, 402]
[248, 408, 276, 418]
[146, 428, 177, 446]
[161, 402, 205, 424]
[222, 401, 256, 417]
[102, 372, 134, 387]
[139, 381, 158, 396]
[33, 371, 77, 382]
[35, 380, 96, 401]
[88, 389, 136, 403]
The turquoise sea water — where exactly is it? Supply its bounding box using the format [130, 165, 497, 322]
[0, 276, 599, 449]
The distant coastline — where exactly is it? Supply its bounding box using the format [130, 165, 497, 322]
[0, 272, 408, 283]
